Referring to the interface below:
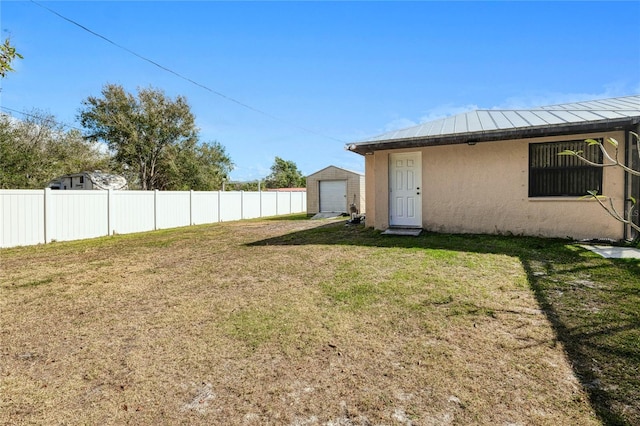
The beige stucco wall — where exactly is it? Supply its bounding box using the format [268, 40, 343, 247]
[364, 131, 627, 240]
[306, 166, 365, 215]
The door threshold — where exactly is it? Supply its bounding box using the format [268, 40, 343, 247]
[382, 227, 423, 236]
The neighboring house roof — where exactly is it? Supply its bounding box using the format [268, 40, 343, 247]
[307, 165, 364, 178]
[348, 95, 640, 155]
[266, 187, 306, 192]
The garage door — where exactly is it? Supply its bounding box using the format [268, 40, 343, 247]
[319, 180, 347, 213]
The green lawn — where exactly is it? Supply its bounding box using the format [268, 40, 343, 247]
[1, 216, 638, 425]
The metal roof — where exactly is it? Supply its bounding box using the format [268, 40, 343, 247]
[349, 95, 640, 154]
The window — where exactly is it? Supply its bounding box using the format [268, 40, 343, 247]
[529, 140, 603, 197]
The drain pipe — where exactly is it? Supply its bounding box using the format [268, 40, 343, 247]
[624, 128, 631, 241]
[634, 123, 640, 241]
[625, 124, 640, 242]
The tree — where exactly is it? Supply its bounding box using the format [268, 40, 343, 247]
[0, 111, 110, 189]
[80, 84, 217, 190]
[157, 140, 233, 191]
[0, 38, 23, 78]
[559, 131, 640, 235]
[225, 181, 261, 191]
[264, 157, 306, 189]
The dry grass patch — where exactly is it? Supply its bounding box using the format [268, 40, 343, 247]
[0, 216, 624, 424]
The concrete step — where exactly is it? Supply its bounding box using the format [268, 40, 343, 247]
[382, 228, 423, 236]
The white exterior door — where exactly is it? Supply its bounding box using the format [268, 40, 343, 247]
[389, 152, 422, 227]
[319, 180, 347, 212]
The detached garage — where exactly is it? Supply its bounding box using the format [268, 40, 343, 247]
[306, 166, 365, 215]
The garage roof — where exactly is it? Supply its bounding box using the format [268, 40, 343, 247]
[307, 165, 364, 178]
[348, 95, 640, 155]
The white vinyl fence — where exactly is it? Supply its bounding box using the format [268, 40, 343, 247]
[0, 189, 306, 248]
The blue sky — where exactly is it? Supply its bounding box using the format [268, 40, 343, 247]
[2, 1, 639, 181]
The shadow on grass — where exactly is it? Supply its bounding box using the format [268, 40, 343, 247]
[248, 220, 640, 426]
[261, 213, 317, 221]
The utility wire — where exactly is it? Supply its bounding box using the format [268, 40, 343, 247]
[29, 0, 347, 144]
[1, 106, 84, 132]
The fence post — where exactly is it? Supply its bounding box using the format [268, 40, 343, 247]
[154, 189, 158, 230]
[107, 189, 114, 235]
[289, 191, 293, 214]
[259, 184, 262, 218]
[44, 188, 52, 244]
[190, 190, 194, 225]
[241, 191, 244, 219]
[217, 190, 221, 223]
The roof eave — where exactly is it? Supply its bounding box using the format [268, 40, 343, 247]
[347, 116, 640, 155]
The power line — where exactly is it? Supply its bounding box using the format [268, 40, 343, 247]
[29, 0, 347, 144]
[1, 106, 83, 132]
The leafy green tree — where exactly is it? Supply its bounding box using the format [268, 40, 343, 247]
[0, 38, 23, 78]
[264, 157, 306, 189]
[560, 131, 640, 235]
[158, 140, 233, 190]
[0, 111, 110, 189]
[226, 181, 261, 191]
[80, 84, 209, 190]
